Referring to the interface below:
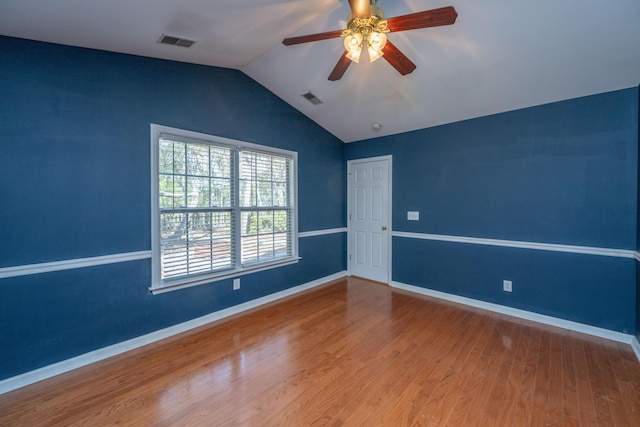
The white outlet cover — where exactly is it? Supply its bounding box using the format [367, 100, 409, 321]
[233, 278, 240, 290]
[407, 211, 420, 221]
[503, 280, 512, 292]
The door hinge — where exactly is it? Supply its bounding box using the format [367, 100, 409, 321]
[349, 213, 351, 220]
[349, 254, 351, 260]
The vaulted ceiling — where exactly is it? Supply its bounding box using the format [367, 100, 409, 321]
[1, 0, 639, 142]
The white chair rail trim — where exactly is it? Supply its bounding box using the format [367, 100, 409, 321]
[298, 227, 347, 238]
[392, 231, 638, 259]
[0, 228, 348, 281]
[0, 251, 152, 280]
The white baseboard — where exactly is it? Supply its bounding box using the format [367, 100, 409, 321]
[0, 271, 347, 395]
[632, 337, 640, 362]
[391, 281, 637, 347]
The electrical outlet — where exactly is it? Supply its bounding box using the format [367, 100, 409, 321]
[503, 280, 512, 292]
[407, 211, 420, 221]
[233, 278, 240, 290]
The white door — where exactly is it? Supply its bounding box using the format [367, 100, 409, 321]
[348, 157, 391, 283]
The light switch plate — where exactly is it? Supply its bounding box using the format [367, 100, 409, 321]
[407, 211, 420, 221]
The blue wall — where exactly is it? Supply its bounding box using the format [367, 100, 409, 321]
[0, 36, 346, 380]
[637, 84, 640, 342]
[347, 88, 639, 333]
[1, 34, 638, 382]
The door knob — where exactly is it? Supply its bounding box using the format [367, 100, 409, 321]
[382, 226, 387, 230]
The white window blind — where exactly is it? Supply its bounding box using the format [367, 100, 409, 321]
[152, 126, 297, 290]
[239, 150, 293, 266]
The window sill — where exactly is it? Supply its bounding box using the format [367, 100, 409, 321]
[149, 257, 301, 295]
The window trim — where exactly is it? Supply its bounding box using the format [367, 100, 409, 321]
[150, 124, 299, 294]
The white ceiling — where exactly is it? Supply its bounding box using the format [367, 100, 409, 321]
[1, 0, 639, 143]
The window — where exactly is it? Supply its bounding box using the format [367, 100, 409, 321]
[151, 125, 298, 291]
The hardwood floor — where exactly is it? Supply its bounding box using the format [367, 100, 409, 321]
[1, 277, 640, 426]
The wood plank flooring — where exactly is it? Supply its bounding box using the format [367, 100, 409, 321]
[1, 277, 640, 426]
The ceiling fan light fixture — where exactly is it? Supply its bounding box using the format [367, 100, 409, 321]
[346, 49, 362, 63]
[367, 44, 383, 62]
[341, 9, 389, 65]
[344, 33, 363, 63]
[367, 31, 387, 62]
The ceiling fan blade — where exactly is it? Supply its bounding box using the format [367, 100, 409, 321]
[328, 52, 352, 81]
[283, 29, 344, 46]
[349, 0, 371, 19]
[387, 6, 458, 32]
[382, 40, 416, 75]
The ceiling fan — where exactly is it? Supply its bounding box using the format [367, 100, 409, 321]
[282, 0, 458, 81]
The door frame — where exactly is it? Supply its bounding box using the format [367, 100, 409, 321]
[347, 155, 393, 284]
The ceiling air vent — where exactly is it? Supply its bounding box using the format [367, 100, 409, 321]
[158, 34, 196, 48]
[302, 92, 323, 106]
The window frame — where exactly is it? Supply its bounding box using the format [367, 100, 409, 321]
[150, 124, 299, 294]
